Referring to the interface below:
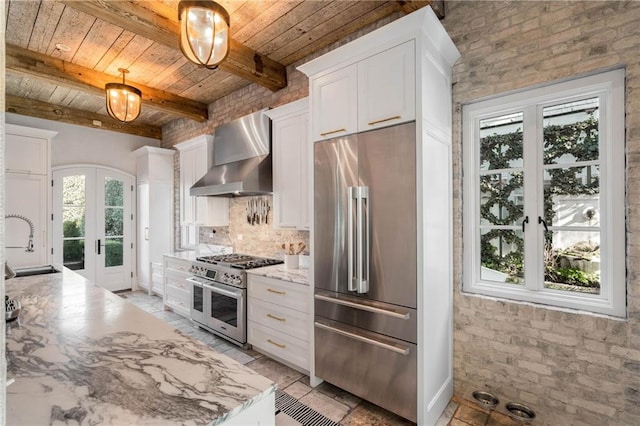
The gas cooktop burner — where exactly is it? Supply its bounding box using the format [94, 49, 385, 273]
[196, 253, 283, 270]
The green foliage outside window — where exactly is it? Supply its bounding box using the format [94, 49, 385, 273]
[480, 113, 601, 290]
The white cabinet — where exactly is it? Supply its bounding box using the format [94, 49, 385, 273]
[308, 41, 416, 141]
[134, 146, 174, 294]
[357, 40, 415, 132]
[264, 99, 310, 230]
[247, 274, 310, 373]
[311, 66, 358, 141]
[4, 124, 56, 267]
[163, 256, 193, 318]
[175, 135, 229, 248]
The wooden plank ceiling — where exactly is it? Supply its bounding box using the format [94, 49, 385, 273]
[4, 0, 443, 139]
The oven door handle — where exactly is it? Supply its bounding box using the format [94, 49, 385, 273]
[204, 283, 242, 299]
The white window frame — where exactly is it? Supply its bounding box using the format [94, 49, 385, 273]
[463, 69, 626, 317]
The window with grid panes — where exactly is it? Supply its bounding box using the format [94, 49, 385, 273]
[462, 69, 625, 317]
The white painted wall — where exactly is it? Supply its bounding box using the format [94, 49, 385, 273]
[5, 113, 161, 175]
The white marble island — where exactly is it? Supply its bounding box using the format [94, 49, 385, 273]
[5, 268, 275, 425]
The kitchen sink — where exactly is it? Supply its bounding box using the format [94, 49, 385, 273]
[13, 265, 60, 278]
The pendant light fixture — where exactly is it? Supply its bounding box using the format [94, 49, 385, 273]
[178, 0, 230, 69]
[105, 68, 142, 123]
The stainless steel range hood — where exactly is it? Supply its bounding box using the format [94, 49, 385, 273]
[190, 109, 272, 197]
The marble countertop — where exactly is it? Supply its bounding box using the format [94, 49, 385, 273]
[246, 264, 310, 286]
[5, 268, 274, 425]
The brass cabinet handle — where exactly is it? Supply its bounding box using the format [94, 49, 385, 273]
[320, 128, 347, 136]
[267, 288, 286, 295]
[266, 313, 286, 322]
[267, 339, 286, 349]
[368, 115, 401, 126]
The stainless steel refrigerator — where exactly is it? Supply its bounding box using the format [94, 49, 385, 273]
[314, 121, 418, 422]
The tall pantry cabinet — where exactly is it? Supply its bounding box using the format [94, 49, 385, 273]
[134, 146, 174, 295]
[4, 124, 56, 267]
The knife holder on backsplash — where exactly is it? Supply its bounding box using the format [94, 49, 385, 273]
[246, 197, 270, 225]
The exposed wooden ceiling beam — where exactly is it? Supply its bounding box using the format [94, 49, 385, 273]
[6, 95, 163, 140]
[396, 1, 445, 19]
[5, 44, 208, 122]
[61, 0, 287, 91]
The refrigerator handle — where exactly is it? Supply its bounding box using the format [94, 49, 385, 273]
[348, 186, 357, 292]
[315, 321, 410, 355]
[357, 186, 370, 293]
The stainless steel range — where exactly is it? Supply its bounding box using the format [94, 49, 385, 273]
[187, 254, 283, 347]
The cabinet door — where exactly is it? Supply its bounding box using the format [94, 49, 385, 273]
[311, 65, 358, 141]
[5, 133, 48, 175]
[5, 174, 48, 267]
[357, 41, 415, 131]
[137, 183, 151, 289]
[179, 148, 196, 225]
[299, 115, 311, 229]
[273, 114, 304, 228]
[192, 143, 209, 225]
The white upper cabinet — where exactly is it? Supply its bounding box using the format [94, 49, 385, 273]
[265, 98, 310, 230]
[311, 66, 358, 141]
[307, 41, 416, 142]
[175, 136, 229, 230]
[5, 126, 50, 175]
[358, 41, 415, 132]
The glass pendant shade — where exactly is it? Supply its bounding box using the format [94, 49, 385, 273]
[179, 0, 230, 69]
[105, 69, 142, 123]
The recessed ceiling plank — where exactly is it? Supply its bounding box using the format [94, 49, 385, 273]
[5, 0, 41, 47]
[61, 0, 287, 91]
[6, 44, 209, 122]
[27, 1, 65, 53]
[5, 94, 163, 140]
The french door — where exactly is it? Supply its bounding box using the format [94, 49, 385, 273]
[52, 166, 133, 292]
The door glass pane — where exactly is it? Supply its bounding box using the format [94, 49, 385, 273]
[480, 229, 524, 284]
[63, 239, 85, 270]
[105, 177, 124, 206]
[62, 175, 86, 269]
[105, 207, 124, 236]
[543, 165, 600, 227]
[210, 292, 238, 326]
[543, 98, 599, 165]
[105, 238, 123, 267]
[543, 231, 600, 294]
[480, 171, 523, 226]
[480, 112, 523, 171]
[104, 177, 124, 270]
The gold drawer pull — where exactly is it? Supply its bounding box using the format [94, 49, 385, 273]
[368, 115, 401, 126]
[320, 128, 346, 136]
[267, 339, 286, 349]
[266, 313, 286, 322]
[267, 288, 286, 295]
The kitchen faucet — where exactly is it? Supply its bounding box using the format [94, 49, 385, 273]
[5, 214, 35, 252]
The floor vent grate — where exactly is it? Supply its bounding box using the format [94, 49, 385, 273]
[275, 389, 340, 426]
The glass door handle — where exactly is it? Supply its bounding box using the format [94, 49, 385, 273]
[538, 216, 549, 232]
[96, 239, 105, 255]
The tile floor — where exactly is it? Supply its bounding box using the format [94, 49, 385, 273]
[120, 291, 516, 426]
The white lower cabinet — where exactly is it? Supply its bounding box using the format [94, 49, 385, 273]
[247, 275, 310, 373]
[163, 256, 193, 318]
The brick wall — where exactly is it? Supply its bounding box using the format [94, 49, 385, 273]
[443, 2, 640, 424]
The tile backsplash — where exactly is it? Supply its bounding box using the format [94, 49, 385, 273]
[198, 195, 309, 259]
